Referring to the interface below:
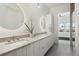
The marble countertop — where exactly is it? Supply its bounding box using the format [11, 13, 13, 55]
[0, 33, 51, 55]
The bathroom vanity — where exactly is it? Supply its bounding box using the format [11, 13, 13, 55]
[0, 33, 56, 56]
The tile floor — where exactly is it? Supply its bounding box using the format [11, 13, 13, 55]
[45, 40, 78, 56]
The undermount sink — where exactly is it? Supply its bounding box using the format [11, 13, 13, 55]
[19, 38, 33, 42]
[5, 38, 27, 45]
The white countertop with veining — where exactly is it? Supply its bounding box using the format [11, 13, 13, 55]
[0, 33, 51, 55]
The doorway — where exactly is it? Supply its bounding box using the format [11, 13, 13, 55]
[58, 11, 75, 46]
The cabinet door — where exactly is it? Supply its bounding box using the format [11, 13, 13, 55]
[16, 46, 27, 56]
[22, 46, 27, 56]
[51, 36, 54, 45]
[26, 44, 34, 56]
[47, 36, 54, 48]
[33, 41, 40, 56]
[39, 38, 48, 56]
[39, 36, 54, 56]
[43, 37, 51, 54]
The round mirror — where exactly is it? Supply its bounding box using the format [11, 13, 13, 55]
[39, 16, 46, 32]
[39, 14, 52, 32]
[0, 3, 24, 30]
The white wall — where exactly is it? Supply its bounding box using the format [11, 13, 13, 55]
[19, 3, 44, 33]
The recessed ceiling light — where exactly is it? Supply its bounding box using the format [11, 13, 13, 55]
[37, 3, 40, 8]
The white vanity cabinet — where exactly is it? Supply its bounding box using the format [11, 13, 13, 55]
[26, 44, 34, 56]
[39, 37, 48, 55]
[2, 50, 17, 56]
[3, 46, 27, 56]
[26, 41, 40, 56]
[1, 34, 55, 56]
[16, 46, 27, 56]
[48, 35, 55, 48]
[39, 35, 54, 56]
[33, 41, 40, 56]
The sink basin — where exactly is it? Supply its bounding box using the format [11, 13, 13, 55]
[20, 38, 33, 42]
[5, 38, 27, 45]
